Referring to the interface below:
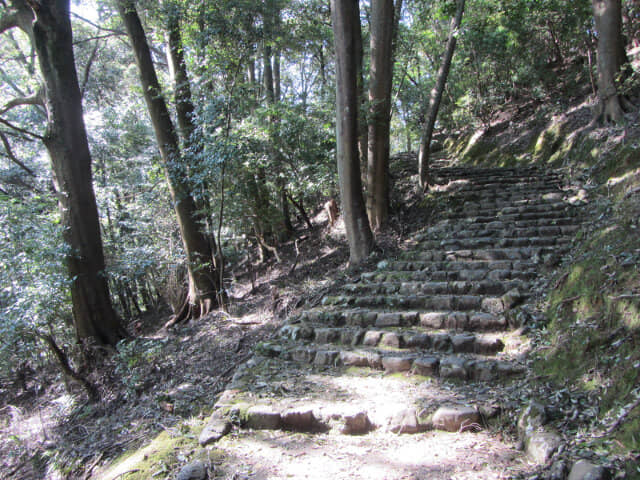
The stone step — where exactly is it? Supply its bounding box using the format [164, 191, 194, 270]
[415, 235, 571, 250]
[431, 167, 561, 179]
[438, 184, 564, 197]
[279, 323, 506, 355]
[321, 293, 521, 314]
[456, 198, 569, 211]
[431, 170, 561, 182]
[286, 346, 525, 381]
[441, 209, 574, 223]
[415, 224, 581, 241]
[437, 187, 567, 202]
[214, 389, 494, 436]
[444, 202, 576, 217]
[362, 268, 537, 283]
[290, 308, 508, 331]
[376, 259, 537, 273]
[343, 279, 528, 296]
[401, 245, 567, 262]
[424, 217, 579, 234]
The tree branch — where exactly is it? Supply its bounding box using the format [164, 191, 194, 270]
[0, 116, 43, 140]
[0, 88, 44, 115]
[71, 11, 124, 35]
[0, 64, 28, 98]
[80, 38, 101, 99]
[0, 131, 36, 176]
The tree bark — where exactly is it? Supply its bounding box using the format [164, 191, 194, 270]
[366, 0, 395, 230]
[331, 0, 374, 264]
[354, 11, 368, 185]
[592, 0, 627, 124]
[166, 7, 225, 309]
[23, 0, 124, 346]
[418, 0, 465, 189]
[117, 0, 221, 320]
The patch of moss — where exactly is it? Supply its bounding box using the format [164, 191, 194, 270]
[533, 117, 567, 160]
[533, 163, 640, 454]
[99, 423, 203, 480]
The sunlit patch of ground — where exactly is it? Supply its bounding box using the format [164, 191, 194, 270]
[216, 428, 529, 480]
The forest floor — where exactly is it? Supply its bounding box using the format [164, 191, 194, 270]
[1, 94, 639, 479]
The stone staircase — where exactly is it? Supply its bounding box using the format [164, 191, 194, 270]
[198, 165, 584, 479]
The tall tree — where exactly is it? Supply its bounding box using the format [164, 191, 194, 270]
[331, 0, 374, 263]
[1, 0, 125, 346]
[591, 0, 630, 124]
[366, 0, 396, 230]
[418, 0, 465, 188]
[164, 3, 225, 308]
[117, 0, 222, 321]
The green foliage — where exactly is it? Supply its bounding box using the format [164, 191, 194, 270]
[0, 191, 72, 377]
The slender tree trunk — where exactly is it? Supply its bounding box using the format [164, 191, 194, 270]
[592, 0, 627, 124]
[331, 0, 374, 264]
[117, 0, 221, 321]
[366, 0, 395, 230]
[355, 15, 368, 185]
[24, 0, 124, 346]
[286, 191, 314, 230]
[263, 6, 293, 238]
[166, 8, 225, 308]
[418, 0, 465, 189]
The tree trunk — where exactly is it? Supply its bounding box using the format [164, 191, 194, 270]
[25, 0, 124, 346]
[166, 7, 225, 309]
[331, 0, 374, 264]
[418, 0, 465, 189]
[355, 13, 368, 185]
[117, 0, 221, 321]
[592, 0, 626, 124]
[366, 0, 395, 230]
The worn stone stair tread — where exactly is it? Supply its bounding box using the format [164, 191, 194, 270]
[343, 279, 528, 296]
[416, 224, 581, 241]
[423, 217, 580, 232]
[285, 345, 524, 381]
[290, 308, 509, 331]
[376, 259, 539, 273]
[402, 245, 569, 262]
[415, 235, 572, 249]
[362, 270, 537, 284]
[322, 292, 522, 314]
[280, 322, 506, 353]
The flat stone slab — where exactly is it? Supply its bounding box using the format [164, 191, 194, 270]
[382, 356, 413, 373]
[375, 313, 403, 327]
[388, 408, 424, 434]
[568, 460, 610, 480]
[245, 406, 281, 430]
[440, 356, 468, 380]
[281, 408, 316, 432]
[363, 330, 383, 346]
[199, 413, 232, 446]
[314, 350, 339, 366]
[380, 332, 403, 348]
[432, 406, 480, 432]
[340, 351, 370, 367]
[526, 430, 562, 464]
[412, 357, 439, 377]
[341, 411, 373, 435]
[176, 461, 208, 480]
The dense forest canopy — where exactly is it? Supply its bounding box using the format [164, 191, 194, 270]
[0, 0, 637, 377]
